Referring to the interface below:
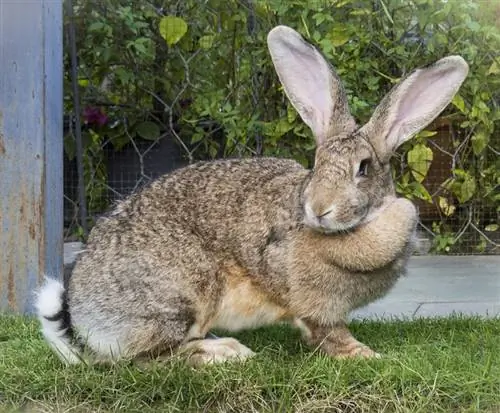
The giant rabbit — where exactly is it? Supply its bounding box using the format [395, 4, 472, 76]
[37, 26, 468, 365]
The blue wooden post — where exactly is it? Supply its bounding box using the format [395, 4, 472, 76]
[0, 1, 63, 313]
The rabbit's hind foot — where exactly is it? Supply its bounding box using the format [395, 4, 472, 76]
[333, 342, 381, 359]
[180, 337, 255, 366]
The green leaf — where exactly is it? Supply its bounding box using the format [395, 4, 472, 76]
[445, 170, 477, 203]
[407, 143, 433, 182]
[199, 35, 215, 49]
[459, 175, 476, 203]
[379, 0, 394, 24]
[438, 196, 456, 216]
[418, 130, 438, 138]
[275, 118, 294, 136]
[191, 132, 204, 144]
[330, 27, 350, 47]
[466, 20, 480, 32]
[409, 181, 432, 202]
[487, 61, 500, 75]
[89, 22, 106, 32]
[136, 121, 161, 141]
[159, 16, 188, 46]
[115, 67, 133, 84]
[64, 135, 76, 160]
[111, 133, 130, 151]
[485, 224, 499, 232]
[471, 129, 490, 155]
[335, 0, 354, 7]
[286, 105, 297, 123]
[451, 95, 466, 113]
[78, 78, 89, 87]
[350, 8, 371, 16]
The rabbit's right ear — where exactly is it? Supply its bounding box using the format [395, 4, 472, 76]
[267, 26, 356, 144]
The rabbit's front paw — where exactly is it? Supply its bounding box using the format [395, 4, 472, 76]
[390, 198, 418, 234]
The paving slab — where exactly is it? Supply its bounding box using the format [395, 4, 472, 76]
[415, 301, 500, 318]
[352, 256, 500, 320]
[350, 301, 421, 320]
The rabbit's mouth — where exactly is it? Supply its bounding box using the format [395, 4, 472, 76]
[312, 218, 362, 234]
[303, 204, 365, 234]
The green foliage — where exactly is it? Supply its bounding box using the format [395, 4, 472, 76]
[64, 0, 499, 253]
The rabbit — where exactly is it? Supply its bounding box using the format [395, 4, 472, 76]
[36, 25, 468, 366]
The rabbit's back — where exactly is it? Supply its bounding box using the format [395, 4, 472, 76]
[87, 157, 307, 258]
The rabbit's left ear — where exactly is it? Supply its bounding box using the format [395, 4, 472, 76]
[361, 56, 469, 159]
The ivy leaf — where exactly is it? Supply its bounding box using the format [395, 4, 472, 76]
[438, 196, 456, 216]
[191, 130, 204, 144]
[199, 35, 215, 49]
[471, 128, 490, 155]
[88, 22, 103, 31]
[78, 78, 89, 87]
[330, 27, 350, 46]
[286, 104, 297, 123]
[445, 170, 476, 203]
[466, 20, 480, 32]
[350, 8, 371, 16]
[458, 175, 476, 203]
[115, 67, 133, 84]
[136, 121, 161, 141]
[487, 61, 500, 75]
[409, 181, 432, 202]
[407, 143, 433, 182]
[159, 16, 188, 46]
[418, 130, 438, 138]
[451, 94, 466, 113]
[111, 133, 131, 151]
[64, 135, 76, 160]
[485, 224, 499, 232]
[275, 118, 294, 136]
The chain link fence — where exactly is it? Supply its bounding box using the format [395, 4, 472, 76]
[63, 0, 499, 255]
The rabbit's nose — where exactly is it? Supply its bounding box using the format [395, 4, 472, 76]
[304, 202, 322, 226]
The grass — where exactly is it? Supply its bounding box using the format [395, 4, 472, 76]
[0, 315, 499, 413]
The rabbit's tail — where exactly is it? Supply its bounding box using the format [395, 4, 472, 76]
[35, 277, 83, 364]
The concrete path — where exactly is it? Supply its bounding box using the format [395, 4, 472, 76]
[64, 243, 500, 320]
[351, 256, 500, 320]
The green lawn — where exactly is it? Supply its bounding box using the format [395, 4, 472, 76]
[0, 315, 499, 413]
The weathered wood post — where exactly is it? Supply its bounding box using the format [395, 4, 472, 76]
[0, 1, 63, 313]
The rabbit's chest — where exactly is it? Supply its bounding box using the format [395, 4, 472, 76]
[212, 263, 290, 331]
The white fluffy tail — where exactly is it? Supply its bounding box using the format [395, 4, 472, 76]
[35, 278, 82, 364]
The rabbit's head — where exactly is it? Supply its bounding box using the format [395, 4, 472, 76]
[267, 26, 468, 234]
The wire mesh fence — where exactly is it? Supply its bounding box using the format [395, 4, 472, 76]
[63, 0, 499, 255]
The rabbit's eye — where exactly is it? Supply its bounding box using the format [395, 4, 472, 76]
[357, 159, 371, 177]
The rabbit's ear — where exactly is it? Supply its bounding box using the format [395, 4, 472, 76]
[267, 26, 356, 144]
[362, 56, 468, 158]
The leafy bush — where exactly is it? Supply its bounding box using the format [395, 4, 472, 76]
[64, 0, 499, 253]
